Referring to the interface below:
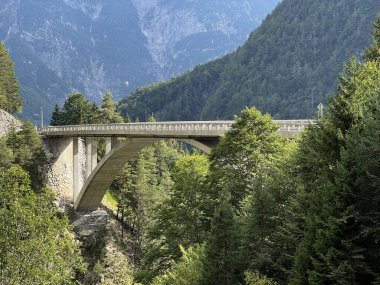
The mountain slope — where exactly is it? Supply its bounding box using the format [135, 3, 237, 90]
[119, 0, 380, 120]
[0, 0, 280, 121]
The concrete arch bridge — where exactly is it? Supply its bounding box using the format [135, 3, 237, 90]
[40, 120, 312, 211]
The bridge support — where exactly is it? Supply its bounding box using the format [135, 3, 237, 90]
[86, 138, 98, 178]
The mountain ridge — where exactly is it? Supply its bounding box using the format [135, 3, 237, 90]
[119, 0, 380, 120]
[0, 0, 280, 120]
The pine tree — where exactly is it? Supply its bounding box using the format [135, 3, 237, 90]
[202, 190, 239, 285]
[61, 92, 97, 125]
[151, 245, 205, 285]
[0, 42, 22, 113]
[98, 91, 123, 123]
[50, 104, 62, 126]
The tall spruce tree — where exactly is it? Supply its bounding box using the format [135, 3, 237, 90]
[202, 189, 239, 285]
[0, 42, 22, 113]
[50, 103, 62, 126]
[290, 15, 380, 284]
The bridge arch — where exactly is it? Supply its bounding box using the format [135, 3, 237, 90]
[74, 138, 215, 210]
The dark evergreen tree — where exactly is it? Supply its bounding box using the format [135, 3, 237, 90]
[290, 16, 380, 284]
[5, 121, 46, 190]
[202, 190, 239, 285]
[50, 103, 62, 126]
[60, 92, 98, 125]
[0, 42, 22, 113]
[241, 142, 303, 284]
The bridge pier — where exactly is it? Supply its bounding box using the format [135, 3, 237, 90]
[86, 138, 98, 178]
[105, 137, 119, 154]
[73, 138, 80, 200]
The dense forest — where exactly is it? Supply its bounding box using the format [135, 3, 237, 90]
[119, 0, 379, 121]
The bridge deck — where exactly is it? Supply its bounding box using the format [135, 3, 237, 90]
[39, 120, 314, 139]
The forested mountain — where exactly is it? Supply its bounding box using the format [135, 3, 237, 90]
[0, 0, 279, 121]
[120, 0, 380, 120]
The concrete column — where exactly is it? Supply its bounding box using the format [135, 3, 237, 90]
[73, 137, 79, 201]
[112, 137, 119, 149]
[86, 138, 93, 178]
[91, 138, 98, 171]
[105, 137, 112, 154]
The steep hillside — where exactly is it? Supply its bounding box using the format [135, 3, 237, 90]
[119, 0, 380, 120]
[0, 0, 279, 121]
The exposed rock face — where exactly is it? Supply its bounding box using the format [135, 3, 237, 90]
[0, 109, 21, 137]
[0, 0, 280, 120]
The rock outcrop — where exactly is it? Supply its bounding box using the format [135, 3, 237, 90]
[0, 109, 21, 137]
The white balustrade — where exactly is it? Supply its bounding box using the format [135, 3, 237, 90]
[38, 120, 315, 138]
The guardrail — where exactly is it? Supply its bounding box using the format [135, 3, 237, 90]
[39, 120, 315, 138]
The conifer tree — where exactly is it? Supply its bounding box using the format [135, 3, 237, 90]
[0, 42, 22, 113]
[142, 155, 210, 281]
[209, 107, 285, 211]
[202, 189, 239, 285]
[50, 103, 62, 126]
[99, 91, 123, 123]
[61, 92, 97, 125]
[290, 16, 380, 284]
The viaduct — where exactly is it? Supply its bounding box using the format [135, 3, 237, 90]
[39, 120, 312, 211]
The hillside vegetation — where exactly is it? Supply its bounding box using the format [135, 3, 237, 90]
[119, 0, 380, 120]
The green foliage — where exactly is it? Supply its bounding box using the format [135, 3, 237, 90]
[60, 92, 99, 125]
[241, 142, 303, 284]
[245, 272, 277, 285]
[141, 155, 211, 282]
[290, 16, 380, 284]
[202, 190, 239, 285]
[0, 166, 85, 284]
[98, 91, 123, 123]
[0, 42, 22, 113]
[119, 1, 379, 121]
[2, 122, 46, 190]
[50, 103, 63, 126]
[209, 107, 285, 210]
[113, 140, 182, 280]
[151, 245, 205, 285]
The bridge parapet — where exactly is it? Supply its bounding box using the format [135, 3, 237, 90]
[39, 120, 314, 138]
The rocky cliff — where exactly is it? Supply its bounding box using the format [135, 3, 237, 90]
[0, 109, 21, 137]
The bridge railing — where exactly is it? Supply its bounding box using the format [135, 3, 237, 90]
[39, 120, 315, 137]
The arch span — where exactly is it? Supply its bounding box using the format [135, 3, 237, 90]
[74, 138, 215, 210]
